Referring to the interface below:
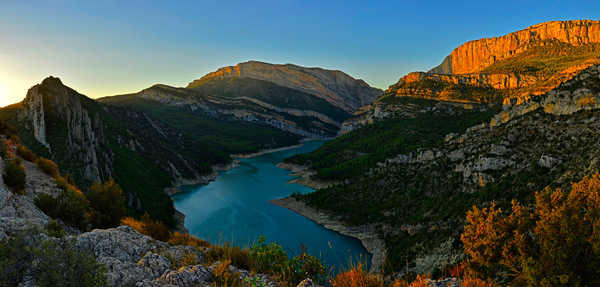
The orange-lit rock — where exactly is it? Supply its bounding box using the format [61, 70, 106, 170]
[431, 20, 600, 75]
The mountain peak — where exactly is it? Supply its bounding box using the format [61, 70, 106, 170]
[40, 76, 63, 87]
[430, 19, 600, 75]
[187, 61, 381, 112]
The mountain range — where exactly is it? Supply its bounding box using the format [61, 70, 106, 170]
[2, 19, 600, 286]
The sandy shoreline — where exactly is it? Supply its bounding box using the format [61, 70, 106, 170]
[270, 196, 386, 273]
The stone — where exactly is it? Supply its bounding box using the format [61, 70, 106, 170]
[539, 155, 562, 168]
[156, 265, 213, 287]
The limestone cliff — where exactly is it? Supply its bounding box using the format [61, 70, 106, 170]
[430, 20, 600, 75]
[188, 61, 382, 113]
[372, 20, 600, 119]
[20, 77, 111, 185]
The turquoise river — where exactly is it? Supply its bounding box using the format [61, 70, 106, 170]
[172, 141, 370, 271]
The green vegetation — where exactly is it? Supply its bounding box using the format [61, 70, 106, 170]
[0, 232, 109, 287]
[87, 179, 126, 229]
[36, 157, 60, 178]
[3, 158, 26, 194]
[35, 184, 90, 230]
[483, 40, 600, 78]
[462, 173, 600, 286]
[397, 79, 505, 103]
[191, 77, 349, 122]
[287, 105, 499, 181]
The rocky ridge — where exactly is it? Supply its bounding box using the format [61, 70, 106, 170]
[188, 61, 382, 113]
[430, 20, 600, 75]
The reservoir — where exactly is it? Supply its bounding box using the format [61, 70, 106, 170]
[172, 141, 370, 271]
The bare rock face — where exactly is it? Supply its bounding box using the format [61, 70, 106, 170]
[491, 65, 600, 126]
[431, 20, 600, 75]
[21, 77, 112, 185]
[188, 61, 382, 113]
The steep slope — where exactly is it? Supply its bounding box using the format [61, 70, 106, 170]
[430, 20, 600, 75]
[0, 137, 280, 287]
[103, 76, 348, 138]
[187, 60, 382, 113]
[382, 20, 600, 108]
[0, 77, 300, 227]
[282, 65, 600, 274]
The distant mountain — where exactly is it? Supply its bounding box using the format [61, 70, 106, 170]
[103, 61, 382, 138]
[385, 20, 600, 107]
[188, 61, 382, 113]
[0, 77, 300, 227]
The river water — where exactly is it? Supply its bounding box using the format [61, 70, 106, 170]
[172, 141, 370, 271]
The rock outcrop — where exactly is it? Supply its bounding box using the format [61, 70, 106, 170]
[491, 65, 600, 126]
[20, 77, 111, 185]
[188, 61, 382, 113]
[430, 20, 600, 75]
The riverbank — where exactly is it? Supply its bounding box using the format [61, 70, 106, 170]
[270, 196, 386, 273]
[276, 162, 340, 189]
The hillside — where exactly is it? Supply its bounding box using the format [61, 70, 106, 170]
[378, 20, 600, 110]
[282, 65, 600, 274]
[187, 60, 382, 113]
[102, 76, 349, 138]
[0, 77, 300, 227]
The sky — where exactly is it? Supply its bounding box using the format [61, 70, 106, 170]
[0, 0, 599, 107]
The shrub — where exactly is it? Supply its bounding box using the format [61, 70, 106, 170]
[16, 144, 37, 162]
[0, 232, 34, 286]
[3, 158, 26, 194]
[45, 219, 64, 238]
[33, 239, 109, 286]
[288, 252, 327, 285]
[35, 187, 91, 230]
[0, 138, 8, 158]
[88, 179, 126, 229]
[249, 236, 288, 274]
[330, 263, 384, 287]
[169, 232, 210, 248]
[121, 213, 171, 242]
[461, 172, 600, 286]
[36, 157, 59, 178]
[0, 233, 108, 287]
[204, 242, 252, 271]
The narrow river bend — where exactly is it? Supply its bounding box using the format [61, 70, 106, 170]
[172, 141, 370, 271]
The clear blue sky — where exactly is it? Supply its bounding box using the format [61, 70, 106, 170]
[1, 0, 598, 106]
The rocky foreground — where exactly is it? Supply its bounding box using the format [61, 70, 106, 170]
[0, 151, 281, 287]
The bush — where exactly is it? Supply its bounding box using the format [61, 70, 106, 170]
[3, 158, 26, 194]
[16, 144, 37, 162]
[88, 179, 126, 229]
[331, 263, 384, 287]
[204, 242, 252, 271]
[249, 236, 288, 274]
[288, 252, 327, 285]
[461, 172, 600, 286]
[0, 233, 108, 287]
[35, 187, 91, 230]
[121, 213, 171, 242]
[169, 232, 210, 248]
[0, 138, 8, 158]
[46, 219, 64, 238]
[36, 157, 59, 178]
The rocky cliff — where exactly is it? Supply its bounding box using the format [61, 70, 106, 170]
[187, 61, 382, 113]
[19, 77, 112, 186]
[430, 20, 600, 75]
[289, 65, 600, 274]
